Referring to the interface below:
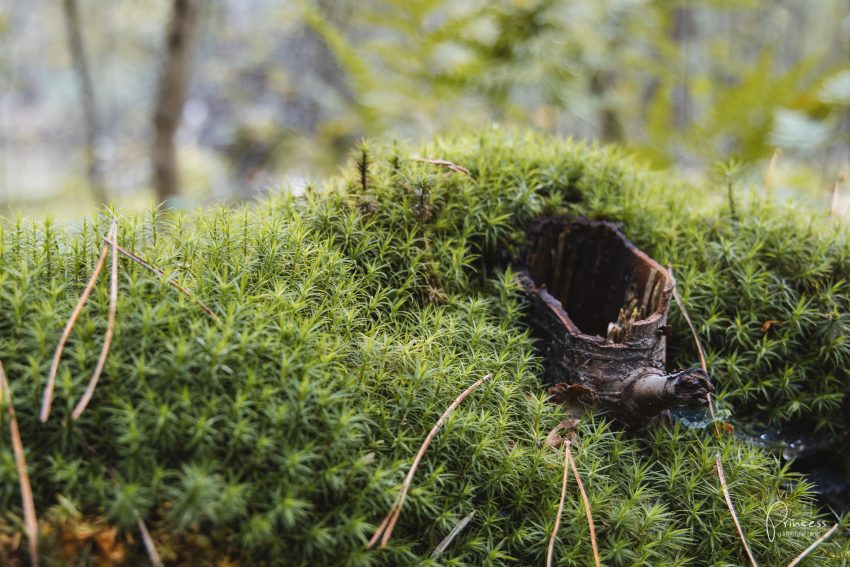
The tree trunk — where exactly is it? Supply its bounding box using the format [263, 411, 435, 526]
[63, 0, 107, 204]
[152, 0, 200, 204]
[519, 218, 711, 424]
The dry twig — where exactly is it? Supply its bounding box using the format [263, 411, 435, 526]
[716, 455, 759, 567]
[786, 523, 838, 567]
[40, 225, 111, 422]
[367, 373, 492, 549]
[72, 222, 119, 420]
[0, 361, 39, 566]
[104, 236, 219, 322]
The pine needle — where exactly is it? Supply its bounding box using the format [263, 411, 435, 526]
[567, 440, 600, 567]
[668, 266, 707, 375]
[413, 157, 471, 176]
[40, 225, 111, 422]
[786, 523, 838, 567]
[137, 517, 164, 567]
[431, 511, 475, 558]
[0, 361, 39, 567]
[72, 222, 119, 420]
[546, 438, 571, 567]
[367, 373, 492, 549]
[831, 175, 848, 221]
[716, 455, 758, 567]
[764, 148, 782, 197]
[669, 266, 723, 437]
[104, 236, 219, 322]
[672, 266, 756, 564]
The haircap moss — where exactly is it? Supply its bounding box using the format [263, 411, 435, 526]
[0, 132, 847, 564]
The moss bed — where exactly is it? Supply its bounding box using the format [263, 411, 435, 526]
[1, 132, 849, 565]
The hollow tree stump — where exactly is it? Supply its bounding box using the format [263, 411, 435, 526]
[519, 218, 712, 423]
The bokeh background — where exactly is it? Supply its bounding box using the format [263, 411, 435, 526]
[1, 0, 848, 216]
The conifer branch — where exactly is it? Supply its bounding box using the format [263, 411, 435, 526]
[368, 373, 492, 549]
[786, 523, 838, 567]
[0, 361, 39, 567]
[41, 226, 111, 422]
[716, 455, 758, 567]
[104, 236, 220, 322]
[72, 222, 119, 420]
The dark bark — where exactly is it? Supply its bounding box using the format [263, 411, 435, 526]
[152, 0, 200, 203]
[519, 218, 711, 423]
[63, 0, 106, 204]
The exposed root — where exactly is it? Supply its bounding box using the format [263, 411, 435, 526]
[72, 222, 119, 420]
[0, 361, 39, 566]
[104, 237, 219, 322]
[367, 373, 492, 549]
[715, 455, 758, 567]
[786, 523, 838, 567]
[41, 225, 112, 422]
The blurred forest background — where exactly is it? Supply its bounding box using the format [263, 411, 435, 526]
[1, 0, 849, 217]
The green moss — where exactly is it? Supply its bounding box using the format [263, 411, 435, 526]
[0, 132, 848, 564]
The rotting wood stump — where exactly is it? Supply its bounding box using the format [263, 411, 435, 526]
[519, 218, 712, 423]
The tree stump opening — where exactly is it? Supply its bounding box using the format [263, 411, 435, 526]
[519, 218, 712, 423]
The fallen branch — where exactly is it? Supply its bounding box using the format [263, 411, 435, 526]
[0, 361, 39, 566]
[367, 373, 492, 549]
[716, 455, 758, 567]
[431, 511, 475, 558]
[72, 222, 119, 420]
[137, 517, 164, 567]
[41, 225, 111, 422]
[104, 237, 219, 322]
[567, 441, 600, 567]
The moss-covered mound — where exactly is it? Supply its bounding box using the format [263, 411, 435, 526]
[1, 133, 848, 565]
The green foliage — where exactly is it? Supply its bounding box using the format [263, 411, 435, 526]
[0, 132, 847, 564]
